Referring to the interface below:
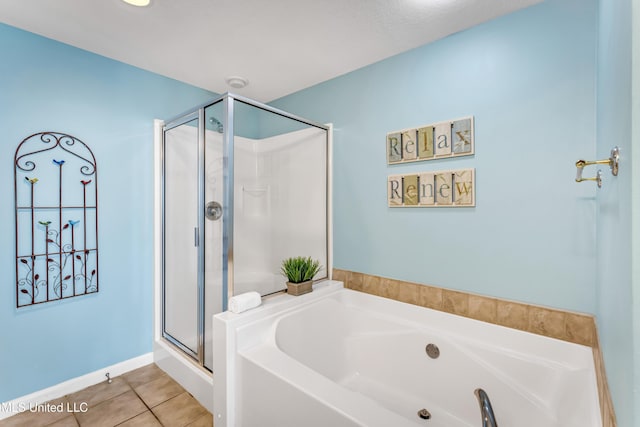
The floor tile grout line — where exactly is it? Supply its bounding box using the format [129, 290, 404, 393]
[42, 384, 133, 427]
[120, 371, 177, 427]
[120, 367, 211, 427]
[68, 376, 143, 427]
[72, 388, 141, 427]
[113, 373, 160, 426]
[123, 372, 179, 409]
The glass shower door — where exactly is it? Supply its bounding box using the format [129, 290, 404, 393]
[163, 117, 199, 358]
[163, 105, 226, 371]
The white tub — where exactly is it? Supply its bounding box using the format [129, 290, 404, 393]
[212, 281, 601, 427]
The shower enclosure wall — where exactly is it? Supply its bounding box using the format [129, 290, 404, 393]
[154, 93, 330, 407]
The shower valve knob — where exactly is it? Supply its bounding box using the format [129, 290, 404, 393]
[205, 201, 223, 221]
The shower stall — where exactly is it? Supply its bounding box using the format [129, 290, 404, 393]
[153, 93, 330, 408]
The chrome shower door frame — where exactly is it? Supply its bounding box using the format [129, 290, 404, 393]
[161, 109, 204, 363]
[161, 93, 330, 369]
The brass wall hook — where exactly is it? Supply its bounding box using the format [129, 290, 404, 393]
[575, 146, 619, 188]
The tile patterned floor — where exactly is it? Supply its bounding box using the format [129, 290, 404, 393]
[0, 364, 213, 427]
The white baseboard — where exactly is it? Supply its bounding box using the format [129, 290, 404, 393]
[0, 352, 153, 420]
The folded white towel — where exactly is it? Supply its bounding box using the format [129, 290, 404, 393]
[229, 291, 262, 314]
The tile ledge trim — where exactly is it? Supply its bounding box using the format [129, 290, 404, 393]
[333, 268, 595, 345]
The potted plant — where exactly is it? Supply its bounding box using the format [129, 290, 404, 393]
[281, 256, 322, 296]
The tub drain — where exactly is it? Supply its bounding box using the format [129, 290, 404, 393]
[417, 408, 431, 420]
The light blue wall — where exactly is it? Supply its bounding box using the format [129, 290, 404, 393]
[595, 0, 635, 425]
[272, 0, 599, 313]
[0, 23, 213, 402]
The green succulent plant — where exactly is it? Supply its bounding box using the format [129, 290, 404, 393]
[281, 256, 322, 284]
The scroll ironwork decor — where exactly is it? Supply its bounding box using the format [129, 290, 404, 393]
[14, 132, 99, 307]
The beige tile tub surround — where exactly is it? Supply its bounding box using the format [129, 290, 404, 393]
[332, 268, 616, 427]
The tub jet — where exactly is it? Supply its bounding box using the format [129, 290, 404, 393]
[425, 343, 440, 359]
[417, 408, 431, 420]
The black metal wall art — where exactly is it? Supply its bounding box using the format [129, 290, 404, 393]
[14, 132, 99, 307]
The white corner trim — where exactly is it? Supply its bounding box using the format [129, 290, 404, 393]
[326, 123, 333, 279]
[153, 118, 164, 342]
[0, 352, 153, 420]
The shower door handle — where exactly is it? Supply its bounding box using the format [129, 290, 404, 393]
[194, 227, 199, 247]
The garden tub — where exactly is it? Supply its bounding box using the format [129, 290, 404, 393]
[212, 281, 600, 427]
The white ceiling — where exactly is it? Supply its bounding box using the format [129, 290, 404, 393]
[0, 0, 541, 102]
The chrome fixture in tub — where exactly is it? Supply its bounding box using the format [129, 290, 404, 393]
[475, 388, 498, 427]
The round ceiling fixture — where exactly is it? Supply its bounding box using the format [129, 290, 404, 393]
[121, 0, 151, 7]
[225, 76, 249, 89]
